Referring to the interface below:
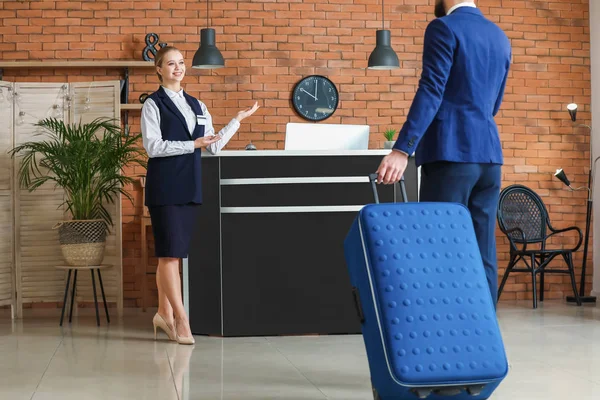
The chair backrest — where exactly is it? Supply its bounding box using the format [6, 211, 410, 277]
[497, 184, 549, 243]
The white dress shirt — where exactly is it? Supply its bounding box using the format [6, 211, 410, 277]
[141, 86, 240, 158]
[447, 2, 476, 15]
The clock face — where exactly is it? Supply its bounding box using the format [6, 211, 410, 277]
[292, 75, 339, 122]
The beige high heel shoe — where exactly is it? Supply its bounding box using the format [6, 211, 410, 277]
[174, 319, 195, 345]
[153, 313, 176, 341]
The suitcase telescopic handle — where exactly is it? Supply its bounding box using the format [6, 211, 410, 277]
[368, 173, 381, 204]
[368, 173, 408, 204]
[351, 287, 365, 324]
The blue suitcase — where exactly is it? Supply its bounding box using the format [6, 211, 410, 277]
[343, 174, 508, 400]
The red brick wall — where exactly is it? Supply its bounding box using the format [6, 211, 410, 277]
[0, 0, 591, 307]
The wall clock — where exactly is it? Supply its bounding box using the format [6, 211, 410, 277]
[292, 75, 339, 122]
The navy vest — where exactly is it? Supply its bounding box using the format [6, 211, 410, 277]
[144, 86, 206, 206]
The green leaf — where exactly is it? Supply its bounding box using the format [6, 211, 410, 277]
[9, 117, 147, 228]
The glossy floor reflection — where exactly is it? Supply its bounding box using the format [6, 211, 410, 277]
[1, 301, 600, 399]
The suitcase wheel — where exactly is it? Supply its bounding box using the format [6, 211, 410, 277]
[371, 384, 381, 400]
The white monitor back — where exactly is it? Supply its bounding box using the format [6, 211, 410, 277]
[284, 123, 370, 151]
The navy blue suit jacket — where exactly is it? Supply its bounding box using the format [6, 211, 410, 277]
[145, 87, 206, 206]
[393, 7, 511, 167]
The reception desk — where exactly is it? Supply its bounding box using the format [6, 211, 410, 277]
[184, 150, 419, 337]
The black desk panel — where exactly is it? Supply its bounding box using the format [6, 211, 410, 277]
[221, 212, 361, 336]
[187, 152, 419, 337]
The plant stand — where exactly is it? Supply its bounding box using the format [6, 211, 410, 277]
[56, 264, 113, 326]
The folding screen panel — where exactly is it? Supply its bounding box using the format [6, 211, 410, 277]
[13, 83, 68, 317]
[0, 81, 123, 318]
[0, 82, 15, 315]
[69, 81, 123, 316]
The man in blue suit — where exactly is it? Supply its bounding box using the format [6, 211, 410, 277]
[376, 0, 511, 305]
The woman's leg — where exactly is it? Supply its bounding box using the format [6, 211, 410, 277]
[156, 257, 192, 338]
[156, 261, 174, 328]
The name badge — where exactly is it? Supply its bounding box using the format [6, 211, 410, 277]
[197, 115, 207, 126]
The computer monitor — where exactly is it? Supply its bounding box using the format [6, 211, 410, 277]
[284, 123, 370, 151]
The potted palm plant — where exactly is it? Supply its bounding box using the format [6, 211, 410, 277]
[383, 128, 396, 149]
[10, 117, 147, 266]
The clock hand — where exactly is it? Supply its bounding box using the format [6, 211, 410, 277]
[300, 88, 317, 100]
[314, 81, 318, 100]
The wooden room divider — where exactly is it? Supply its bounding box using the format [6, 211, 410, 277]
[0, 80, 123, 319]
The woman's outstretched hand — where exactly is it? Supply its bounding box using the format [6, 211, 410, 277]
[194, 134, 222, 149]
[235, 101, 260, 122]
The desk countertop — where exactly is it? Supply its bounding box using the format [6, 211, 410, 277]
[202, 149, 393, 157]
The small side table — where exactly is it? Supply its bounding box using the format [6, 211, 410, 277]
[56, 264, 112, 326]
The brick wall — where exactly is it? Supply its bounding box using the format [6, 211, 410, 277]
[0, 0, 591, 308]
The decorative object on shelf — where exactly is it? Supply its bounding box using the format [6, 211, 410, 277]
[9, 117, 147, 266]
[245, 141, 257, 150]
[139, 93, 149, 104]
[368, 0, 399, 70]
[142, 33, 168, 62]
[192, 0, 224, 69]
[553, 102, 597, 304]
[383, 127, 396, 149]
[291, 75, 339, 122]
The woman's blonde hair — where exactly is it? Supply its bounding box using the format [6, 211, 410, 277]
[154, 45, 180, 82]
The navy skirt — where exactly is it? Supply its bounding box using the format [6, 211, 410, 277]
[148, 203, 201, 258]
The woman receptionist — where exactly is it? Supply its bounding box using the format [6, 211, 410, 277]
[141, 45, 259, 345]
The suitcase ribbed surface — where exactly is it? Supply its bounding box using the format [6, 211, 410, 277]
[358, 202, 508, 385]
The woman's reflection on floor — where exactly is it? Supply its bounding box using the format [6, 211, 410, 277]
[153, 342, 195, 400]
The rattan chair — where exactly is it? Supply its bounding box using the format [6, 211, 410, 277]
[496, 184, 582, 308]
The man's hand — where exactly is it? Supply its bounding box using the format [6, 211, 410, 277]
[376, 150, 409, 184]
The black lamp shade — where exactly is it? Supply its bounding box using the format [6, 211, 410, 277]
[554, 168, 571, 187]
[368, 30, 400, 70]
[192, 28, 224, 69]
[567, 103, 577, 122]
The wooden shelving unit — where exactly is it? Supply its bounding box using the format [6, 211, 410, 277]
[121, 104, 143, 110]
[0, 61, 153, 69]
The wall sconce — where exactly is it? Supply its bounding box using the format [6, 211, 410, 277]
[567, 103, 577, 122]
[554, 168, 571, 187]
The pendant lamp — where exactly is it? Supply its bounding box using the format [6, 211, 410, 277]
[368, 0, 400, 70]
[192, 0, 224, 69]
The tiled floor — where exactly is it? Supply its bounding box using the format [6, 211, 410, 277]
[1, 301, 600, 399]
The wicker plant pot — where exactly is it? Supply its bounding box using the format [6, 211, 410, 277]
[53, 220, 107, 266]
